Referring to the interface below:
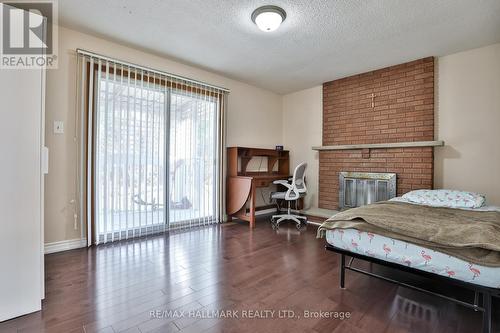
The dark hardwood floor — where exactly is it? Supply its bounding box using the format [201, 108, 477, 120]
[1, 216, 497, 333]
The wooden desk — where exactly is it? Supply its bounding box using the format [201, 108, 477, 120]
[226, 147, 290, 227]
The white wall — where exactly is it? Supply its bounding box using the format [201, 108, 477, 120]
[282, 86, 322, 210]
[435, 43, 500, 205]
[282, 43, 500, 210]
[45, 26, 283, 243]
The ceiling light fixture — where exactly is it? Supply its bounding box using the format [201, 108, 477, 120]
[251, 5, 286, 32]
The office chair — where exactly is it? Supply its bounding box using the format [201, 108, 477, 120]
[270, 162, 307, 230]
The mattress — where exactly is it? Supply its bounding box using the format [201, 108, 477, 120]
[325, 228, 500, 288]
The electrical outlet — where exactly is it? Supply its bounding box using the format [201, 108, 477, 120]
[54, 121, 64, 134]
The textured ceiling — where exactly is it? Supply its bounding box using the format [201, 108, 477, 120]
[59, 0, 500, 94]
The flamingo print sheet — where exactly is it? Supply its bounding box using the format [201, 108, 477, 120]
[325, 228, 500, 288]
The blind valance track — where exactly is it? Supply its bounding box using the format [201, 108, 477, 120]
[76, 49, 229, 93]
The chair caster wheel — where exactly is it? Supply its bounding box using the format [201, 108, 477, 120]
[296, 223, 302, 231]
[271, 221, 278, 230]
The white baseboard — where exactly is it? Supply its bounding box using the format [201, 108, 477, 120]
[255, 208, 277, 216]
[256, 207, 312, 216]
[252, 208, 304, 217]
[44, 238, 87, 254]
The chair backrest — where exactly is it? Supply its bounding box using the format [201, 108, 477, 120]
[292, 162, 307, 194]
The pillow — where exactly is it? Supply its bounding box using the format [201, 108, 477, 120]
[401, 189, 486, 209]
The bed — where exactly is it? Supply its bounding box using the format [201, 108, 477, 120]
[325, 228, 500, 288]
[318, 193, 500, 333]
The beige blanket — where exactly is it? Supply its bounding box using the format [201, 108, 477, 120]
[317, 201, 500, 267]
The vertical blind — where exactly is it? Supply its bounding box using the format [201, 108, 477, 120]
[76, 50, 227, 245]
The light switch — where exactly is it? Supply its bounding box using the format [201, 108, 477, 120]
[54, 121, 64, 134]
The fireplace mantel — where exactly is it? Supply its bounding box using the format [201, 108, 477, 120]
[312, 140, 444, 151]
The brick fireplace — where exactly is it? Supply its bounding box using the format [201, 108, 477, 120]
[318, 57, 436, 210]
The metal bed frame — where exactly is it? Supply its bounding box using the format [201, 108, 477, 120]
[326, 244, 499, 333]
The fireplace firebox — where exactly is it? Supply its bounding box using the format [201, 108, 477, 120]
[339, 172, 396, 210]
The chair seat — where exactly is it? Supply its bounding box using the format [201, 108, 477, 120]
[270, 191, 305, 200]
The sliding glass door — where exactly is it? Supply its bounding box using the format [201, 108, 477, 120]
[169, 89, 218, 226]
[93, 68, 219, 243]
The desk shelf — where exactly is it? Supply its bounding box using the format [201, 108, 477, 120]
[228, 147, 289, 176]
